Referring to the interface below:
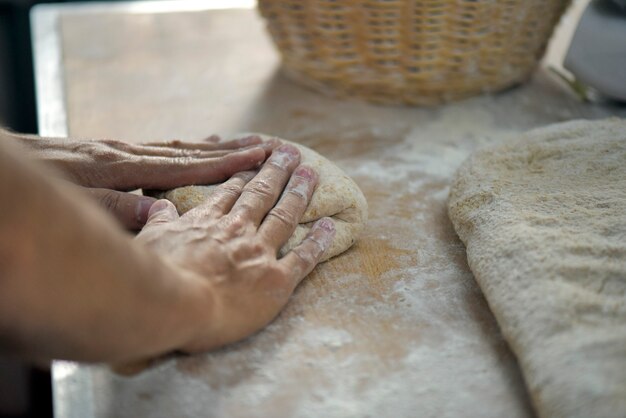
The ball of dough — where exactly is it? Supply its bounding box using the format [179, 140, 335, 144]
[158, 135, 368, 262]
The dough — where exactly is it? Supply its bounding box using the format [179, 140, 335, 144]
[448, 119, 626, 418]
[159, 135, 367, 262]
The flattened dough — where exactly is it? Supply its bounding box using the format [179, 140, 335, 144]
[160, 135, 367, 262]
[448, 119, 626, 418]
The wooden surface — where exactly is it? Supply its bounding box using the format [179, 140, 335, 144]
[34, 2, 626, 417]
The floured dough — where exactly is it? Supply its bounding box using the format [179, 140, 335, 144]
[159, 135, 367, 262]
[448, 119, 626, 418]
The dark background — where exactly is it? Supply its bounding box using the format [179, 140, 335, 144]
[0, 0, 122, 132]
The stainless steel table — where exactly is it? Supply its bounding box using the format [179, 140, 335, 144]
[31, 1, 625, 417]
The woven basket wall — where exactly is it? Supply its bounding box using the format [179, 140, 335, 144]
[258, 0, 571, 105]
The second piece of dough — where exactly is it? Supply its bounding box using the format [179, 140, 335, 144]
[448, 118, 626, 418]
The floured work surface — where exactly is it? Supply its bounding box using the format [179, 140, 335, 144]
[41, 3, 626, 418]
[448, 119, 626, 418]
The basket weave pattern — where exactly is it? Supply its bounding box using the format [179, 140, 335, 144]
[259, 0, 570, 105]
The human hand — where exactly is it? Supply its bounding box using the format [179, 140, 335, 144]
[22, 134, 280, 229]
[134, 144, 336, 352]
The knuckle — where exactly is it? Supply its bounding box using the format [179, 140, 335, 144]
[285, 186, 309, 202]
[233, 171, 256, 183]
[221, 213, 250, 235]
[229, 240, 267, 264]
[216, 184, 242, 200]
[222, 181, 244, 193]
[147, 215, 170, 226]
[294, 246, 317, 264]
[173, 149, 194, 158]
[295, 237, 326, 264]
[267, 160, 290, 174]
[99, 191, 122, 211]
[90, 142, 126, 161]
[100, 139, 125, 149]
[96, 149, 124, 162]
[266, 207, 296, 228]
[243, 180, 274, 200]
[232, 202, 257, 216]
[174, 155, 195, 165]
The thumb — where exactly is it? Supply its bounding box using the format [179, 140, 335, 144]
[85, 188, 157, 230]
[144, 199, 179, 227]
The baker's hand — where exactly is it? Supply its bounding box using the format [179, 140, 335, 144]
[20, 133, 279, 229]
[135, 144, 335, 351]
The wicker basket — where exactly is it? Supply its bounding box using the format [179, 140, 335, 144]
[258, 0, 570, 105]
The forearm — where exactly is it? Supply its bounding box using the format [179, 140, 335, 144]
[0, 139, 209, 363]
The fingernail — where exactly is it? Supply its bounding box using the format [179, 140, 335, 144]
[234, 170, 257, 182]
[316, 217, 335, 233]
[136, 197, 157, 223]
[270, 144, 299, 167]
[147, 199, 171, 217]
[294, 165, 317, 181]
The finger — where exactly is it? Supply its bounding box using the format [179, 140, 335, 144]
[198, 136, 281, 155]
[143, 135, 279, 152]
[140, 136, 250, 151]
[279, 218, 336, 284]
[100, 139, 235, 159]
[84, 188, 156, 230]
[187, 171, 257, 218]
[123, 144, 233, 158]
[229, 144, 301, 226]
[258, 165, 318, 250]
[255, 137, 282, 156]
[122, 143, 255, 159]
[144, 199, 180, 227]
[119, 137, 281, 162]
[135, 146, 268, 190]
[207, 135, 262, 149]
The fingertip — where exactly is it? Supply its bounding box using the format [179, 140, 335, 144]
[148, 199, 178, 220]
[261, 138, 282, 153]
[275, 143, 300, 156]
[293, 165, 319, 183]
[247, 146, 269, 167]
[281, 217, 336, 284]
[267, 144, 301, 169]
[225, 145, 266, 165]
[314, 217, 336, 235]
[312, 217, 336, 253]
[267, 138, 282, 147]
[146, 199, 179, 224]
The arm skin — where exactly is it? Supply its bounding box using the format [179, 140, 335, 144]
[0, 138, 334, 365]
[0, 128, 280, 230]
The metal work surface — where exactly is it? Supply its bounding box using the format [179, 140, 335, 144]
[32, 1, 624, 417]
